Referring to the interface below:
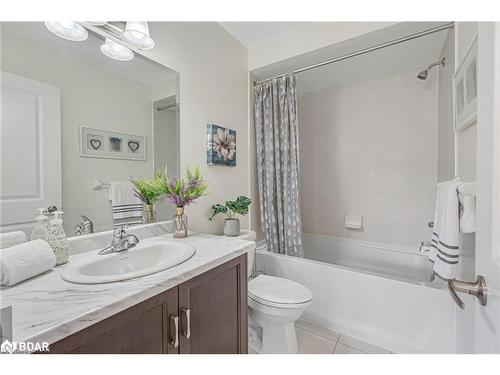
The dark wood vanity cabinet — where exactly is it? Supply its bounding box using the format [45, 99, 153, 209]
[179, 254, 247, 354]
[48, 254, 247, 354]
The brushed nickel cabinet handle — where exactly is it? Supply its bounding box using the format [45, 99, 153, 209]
[169, 315, 179, 348]
[181, 308, 191, 339]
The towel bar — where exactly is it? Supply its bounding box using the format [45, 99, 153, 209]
[92, 179, 111, 190]
[447, 275, 487, 309]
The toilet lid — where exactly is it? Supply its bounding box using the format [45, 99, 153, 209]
[248, 275, 313, 305]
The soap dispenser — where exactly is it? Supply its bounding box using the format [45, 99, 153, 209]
[31, 208, 48, 241]
[46, 211, 69, 265]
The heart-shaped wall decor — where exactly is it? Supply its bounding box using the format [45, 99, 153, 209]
[90, 138, 102, 150]
[128, 141, 140, 152]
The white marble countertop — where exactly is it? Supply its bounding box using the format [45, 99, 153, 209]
[0, 232, 254, 345]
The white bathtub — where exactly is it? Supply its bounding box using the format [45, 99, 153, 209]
[256, 233, 455, 353]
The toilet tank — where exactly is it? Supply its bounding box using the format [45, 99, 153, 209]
[232, 230, 256, 278]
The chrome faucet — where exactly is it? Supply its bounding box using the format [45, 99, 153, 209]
[98, 226, 139, 255]
[73, 215, 94, 236]
[419, 241, 431, 252]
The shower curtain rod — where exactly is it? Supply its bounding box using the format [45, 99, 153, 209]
[253, 22, 454, 86]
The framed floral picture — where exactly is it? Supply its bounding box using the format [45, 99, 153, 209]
[207, 124, 236, 167]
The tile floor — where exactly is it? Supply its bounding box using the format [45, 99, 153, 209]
[250, 319, 393, 354]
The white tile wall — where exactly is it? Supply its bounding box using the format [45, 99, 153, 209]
[298, 68, 439, 248]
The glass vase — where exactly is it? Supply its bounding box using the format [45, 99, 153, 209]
[143, 204, 156, 224]
[173, 206, 188, 238]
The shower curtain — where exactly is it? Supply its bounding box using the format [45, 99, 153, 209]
[253, 74, 304, 258]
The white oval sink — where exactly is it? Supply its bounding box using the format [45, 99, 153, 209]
[61, 239, 196, 284]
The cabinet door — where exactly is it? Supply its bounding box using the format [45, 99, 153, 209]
[178, 254, 247, 354]
[48, 287, 178, 354]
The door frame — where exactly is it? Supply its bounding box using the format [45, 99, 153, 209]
[474, 22, 500, 353]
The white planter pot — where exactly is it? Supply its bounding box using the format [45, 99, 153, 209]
[224, 218, 240, 237]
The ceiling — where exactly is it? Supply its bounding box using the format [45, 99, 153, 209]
[2, 22, 177, 88]
[219, 22, 397, 69]
[220, 22, 319, 49]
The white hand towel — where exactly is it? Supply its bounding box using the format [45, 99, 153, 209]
[109, 181, 144, 228]
[0, 239, 56, 286]
[429, 177, 461, 280]
[0, 231, 27, 249]
[458, 183, 476, 233]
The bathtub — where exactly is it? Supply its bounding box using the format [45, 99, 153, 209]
[255, 233, 455, 353]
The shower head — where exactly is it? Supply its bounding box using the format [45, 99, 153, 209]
[417, 70, 428, 80]
[417, 58, 446, 80]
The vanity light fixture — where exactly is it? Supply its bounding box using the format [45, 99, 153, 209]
[100, 38, 134, 61]
[44, 21, 88, 41]
[121, 22, 155, 50]
[44, 21, 155, 62]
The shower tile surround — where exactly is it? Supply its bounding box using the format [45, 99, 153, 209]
[298, 68, 438, 248]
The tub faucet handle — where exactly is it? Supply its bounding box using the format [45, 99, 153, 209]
[447, 275, 487, 310]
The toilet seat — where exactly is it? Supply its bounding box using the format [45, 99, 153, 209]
[248, 275, 313, 308]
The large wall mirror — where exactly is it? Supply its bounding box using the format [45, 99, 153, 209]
[0, 22, 180, 236]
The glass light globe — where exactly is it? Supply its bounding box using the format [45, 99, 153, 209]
[100, 38, 134, 61]
[121, 22, 155, 50]
[45, 21, 88, 41]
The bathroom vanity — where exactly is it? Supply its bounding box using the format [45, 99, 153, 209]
[0, 228, 254, 354]
[49, 255, 247, 354]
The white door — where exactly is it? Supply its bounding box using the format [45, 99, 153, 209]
[474, 22, 500, 353]
[0, 71, 61, 234]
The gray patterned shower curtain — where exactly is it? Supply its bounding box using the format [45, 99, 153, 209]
[253, 74, 304, 258]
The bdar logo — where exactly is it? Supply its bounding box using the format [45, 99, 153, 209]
[1, 339, 16, 354]
[0, 339, 49, 353]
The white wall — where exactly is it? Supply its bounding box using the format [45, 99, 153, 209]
[248, 73, 263, 241]
[143, 23, 249, 234]
[437, 30, 456, 182]
[298, 68, 438, 248]
[1, 30, 158, 233]
[153, 97, 179, 222]
[151, 78, 179, 102]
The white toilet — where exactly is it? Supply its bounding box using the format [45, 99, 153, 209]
[237, 231, 314, 354]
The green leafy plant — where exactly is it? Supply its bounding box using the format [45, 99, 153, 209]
[147, 166, 209, 207]
[130, 171, 165, 205]
[209, 196, 251, 221]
